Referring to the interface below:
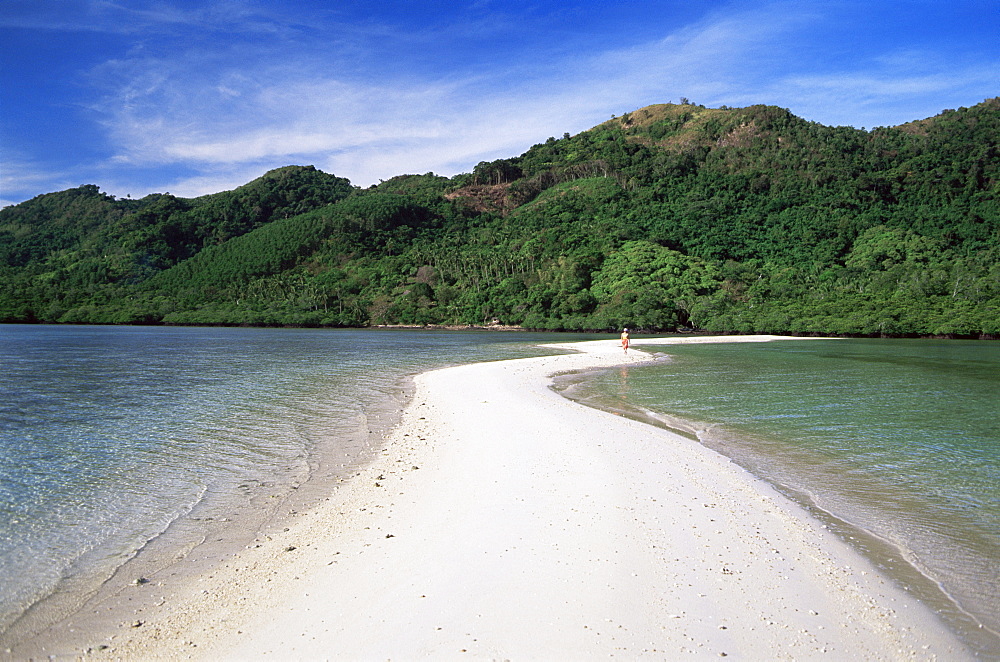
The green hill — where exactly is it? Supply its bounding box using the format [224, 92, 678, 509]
[2, 99, 997, 336]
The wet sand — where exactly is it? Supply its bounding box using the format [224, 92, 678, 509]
[16, 336, 971, 660]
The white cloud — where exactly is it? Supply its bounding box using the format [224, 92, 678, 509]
[146, 165, 286, 199]
[760, 53, 1000, 128]
[0, 153, 81, 205]
[91, 5, 796, 191]
[67, 0, 1000, 199]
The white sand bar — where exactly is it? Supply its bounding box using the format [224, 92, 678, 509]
[94, 335, 968, 660]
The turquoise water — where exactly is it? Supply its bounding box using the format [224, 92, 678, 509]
[3, 328, 997, 654]
[0, 325, 590, 641]
[579, 338, 999, 652]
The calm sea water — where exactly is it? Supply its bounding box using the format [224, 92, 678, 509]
[0, 325, 590, 640]
[575, 338, 1000, 653]
[3, 328, 998, 654]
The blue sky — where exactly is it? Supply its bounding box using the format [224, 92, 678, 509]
[1, 1, 997, 207]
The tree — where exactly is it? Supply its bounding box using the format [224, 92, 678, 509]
[590, 240, 721, 328]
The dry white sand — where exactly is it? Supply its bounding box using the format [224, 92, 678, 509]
[73, 335, 968, 660]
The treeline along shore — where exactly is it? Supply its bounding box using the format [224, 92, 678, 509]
[2, 99, 998, 336]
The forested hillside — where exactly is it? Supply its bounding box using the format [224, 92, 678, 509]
[2, 99, 998, 336]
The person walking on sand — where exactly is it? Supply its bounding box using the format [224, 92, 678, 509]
[620, 327, 630, 353]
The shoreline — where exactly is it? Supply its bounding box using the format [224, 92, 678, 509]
[12, 335, 973, 659]
[551, 358, 999, 654]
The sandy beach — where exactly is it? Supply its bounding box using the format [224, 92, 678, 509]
[25, 335, 970, 660]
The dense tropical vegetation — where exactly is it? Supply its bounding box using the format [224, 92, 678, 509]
[2, 99, 998, 336]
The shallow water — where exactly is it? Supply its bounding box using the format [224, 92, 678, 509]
[0, 325, 589, 639]
[5, 328, 997, 655]
[571, 338, 1000, 654]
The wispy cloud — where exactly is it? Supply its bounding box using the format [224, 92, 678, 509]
[0, 0, 300, 36]
[0, 152, 80, 207]
[90, 2, 823, 195]
[5, 0, 996, 202]
[763, 53, 1000, 128]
